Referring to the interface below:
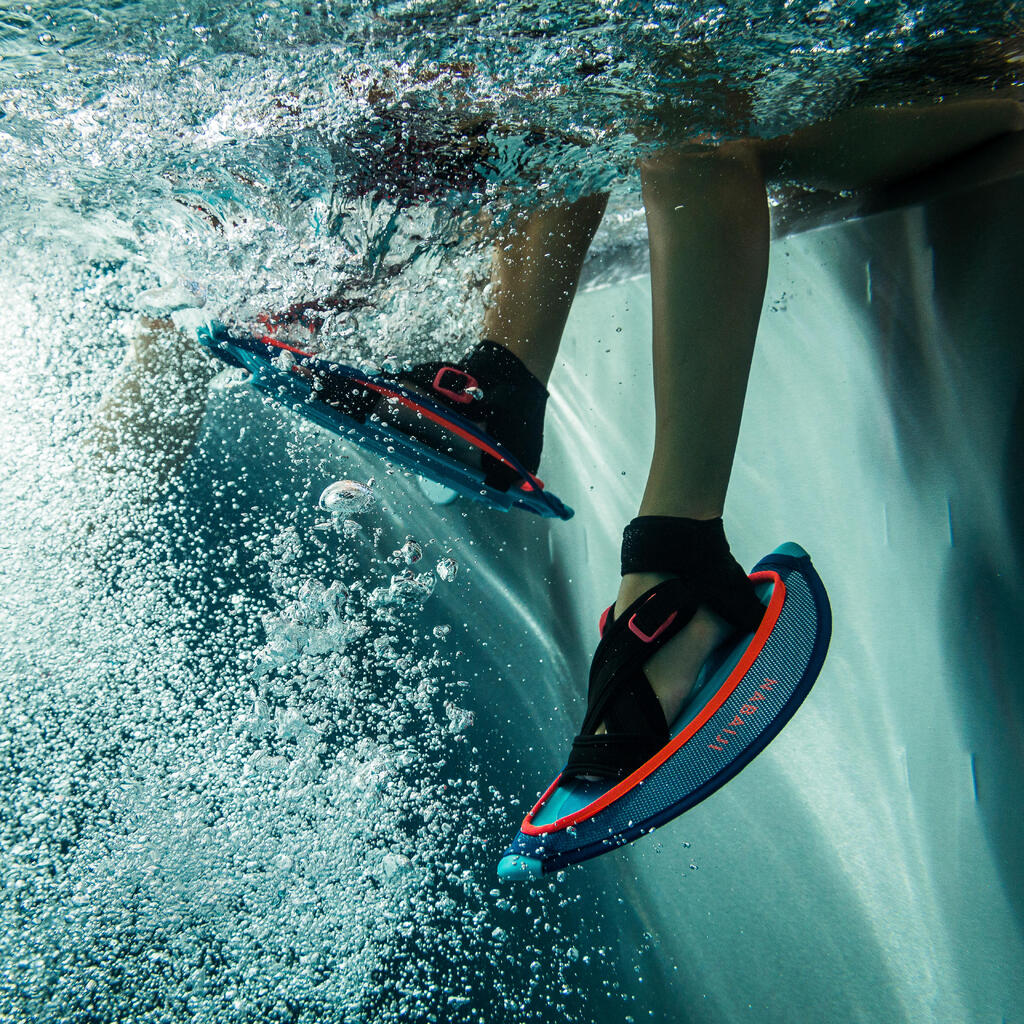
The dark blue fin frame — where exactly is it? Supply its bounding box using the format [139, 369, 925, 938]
[498, 543, 831, 879]
[196, 322, 573, 520]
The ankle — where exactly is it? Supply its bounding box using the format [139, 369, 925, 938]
[615, 571, 673, 617]
[478, 334, 558, 386]
[464, 339, 549, 478]
[617, 515, 764, 634]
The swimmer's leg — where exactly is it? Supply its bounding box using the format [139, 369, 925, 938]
[376, 193, 607, 485]
[622, 144, 769, 725]
[598, 144, 769, 750]
[483, 192, 608, 384]
[563, 144, 769, 776]
[637, 143, 767, 522]
[763, 96, 1024, 193]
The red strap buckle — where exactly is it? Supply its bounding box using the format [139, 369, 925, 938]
[432, 366, 478, 404]
[628, 594, 678, 643]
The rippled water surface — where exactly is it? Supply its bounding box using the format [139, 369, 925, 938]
[3, 1, 1020, 342]
[1, 2, 1022, 1022]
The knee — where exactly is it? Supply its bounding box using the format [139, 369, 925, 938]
[641, 139, 760, 176]
[640, 140, 765, 206]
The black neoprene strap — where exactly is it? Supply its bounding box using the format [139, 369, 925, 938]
[563, 518, 765, 781]
[312, 340, 548, 491]
[467, 340, 548, 484]
[398, 340, 549, 490]
[621, 516, 764, 633]
[565, 579, 698, 781]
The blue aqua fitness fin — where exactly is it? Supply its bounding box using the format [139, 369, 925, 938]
[197, 322, 573, 520]
[498, 543, 831, 879]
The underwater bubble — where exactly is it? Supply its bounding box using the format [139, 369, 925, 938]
[297, 577, 327, 606]
[322, 581, 349, 620]
[381, 852, 412, 879]
[283, 598, 326, 631]
[432, 624, 450, 639]
[319, 480, 374, 514]
[381, 353, 402, 373]
[436, 557, 458, 582]
[444, 701, 474, 734]
[399, 539, 422, 564]
[252, 631, 302, 675]
[381, 570, 436, 608]
[351, 758, 389, 801]
[137, 277, 207, 312]
[210, 367, 250, 390]
[272, 527, 303, 564]
[374, 636, 398, 661]
[289, 578, 336, 630]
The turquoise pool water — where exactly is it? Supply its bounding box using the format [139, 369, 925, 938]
[1, 4, 1023, 1022]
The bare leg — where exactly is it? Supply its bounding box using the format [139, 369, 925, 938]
[483, 192, 608, 384]
[613, 143, 770, 727]
[369, 193, 608, 478]
[764, 96, 1024, 192]
[604, 99, 1024, 731]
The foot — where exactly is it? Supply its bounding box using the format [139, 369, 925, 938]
[589, 575, 735, 747]
[567, 517, 766, 781]
[613, 572, 734, 727]
[373, 339, 548, 491]
[373, 375, 490, 473]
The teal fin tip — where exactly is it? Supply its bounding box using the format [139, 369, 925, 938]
[774, 541, 809, 560]
[497, 854, 544, 880]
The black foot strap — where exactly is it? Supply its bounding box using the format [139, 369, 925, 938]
[311, 340, 547, 492]
[396, 340, 548, 491]
[565, 579, 698, 781]
[622, 516, 764, 634]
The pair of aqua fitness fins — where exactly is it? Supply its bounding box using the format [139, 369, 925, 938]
[197, 321, 832, 880]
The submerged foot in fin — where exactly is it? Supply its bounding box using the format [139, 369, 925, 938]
[197, 321, 573, 518]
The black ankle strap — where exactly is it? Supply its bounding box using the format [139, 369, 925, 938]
[395, 340, 548, 488]
[620, 516, 764, 633]
[469, 340, 548, 481]
[622, 516, 729, 575]
[466, 340, 542, 395]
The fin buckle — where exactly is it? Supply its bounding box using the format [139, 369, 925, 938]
[432, 366, 480, 404]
